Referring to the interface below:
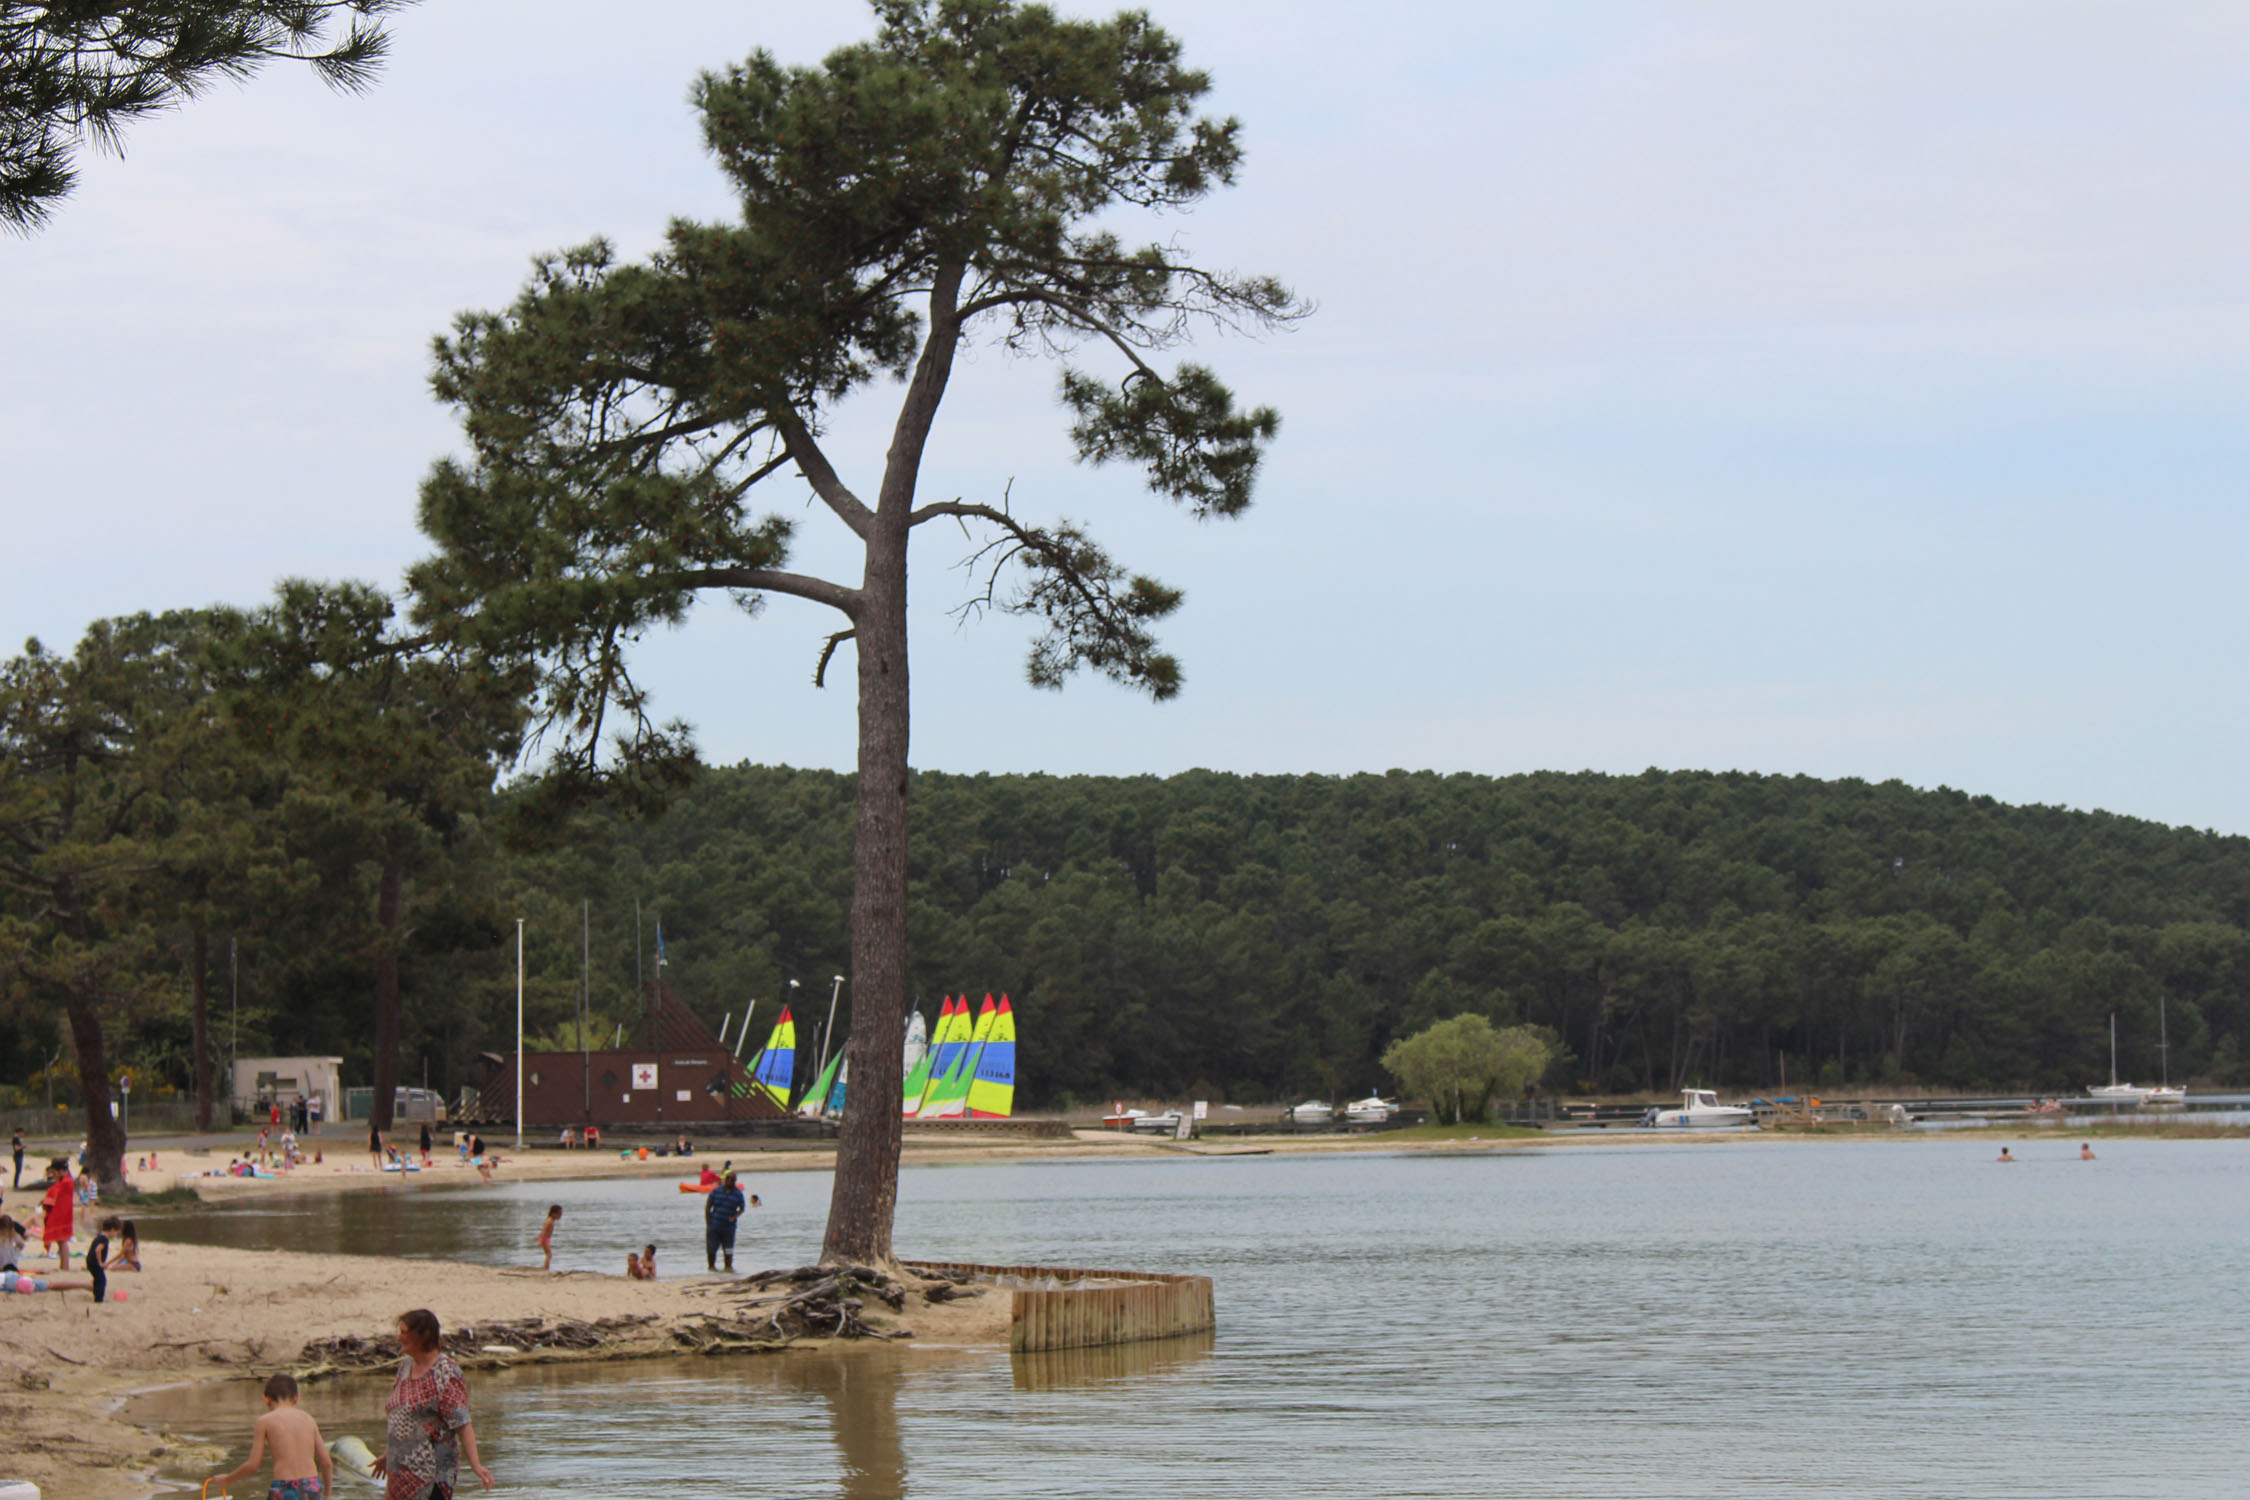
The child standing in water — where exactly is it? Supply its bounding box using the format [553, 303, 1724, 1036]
[209, 1372, 333, 1500]
[537, 1204, 562, 1270]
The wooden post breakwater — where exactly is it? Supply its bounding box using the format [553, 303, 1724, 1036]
[901, 1260, 1216, 1354]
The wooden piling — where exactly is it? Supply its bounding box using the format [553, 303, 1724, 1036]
[900, 1260, 1217, 1353]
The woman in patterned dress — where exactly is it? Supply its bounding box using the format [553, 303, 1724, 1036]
[370, 1308, 494, 1497]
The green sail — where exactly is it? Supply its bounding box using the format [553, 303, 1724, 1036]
[795, 1052, 840, 1117]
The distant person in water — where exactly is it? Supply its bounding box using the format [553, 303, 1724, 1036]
[705, 1172, 747, 1272]
[537, 1205, 562, 1270]
[2080, 1143, 2096, 1160]
[210, 1372, 333, 1500]
[1997, 1147, 2016, 1162]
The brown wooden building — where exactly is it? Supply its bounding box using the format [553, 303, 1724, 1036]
[466, 978, 789, 1128]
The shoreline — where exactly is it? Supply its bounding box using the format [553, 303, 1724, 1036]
[85, 1115, 2247, 1206]
[2, 1242, 1011, 1500]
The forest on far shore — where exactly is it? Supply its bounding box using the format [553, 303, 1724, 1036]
[448, 766, 2250, 1107]
[13, 762, 2248, 1112]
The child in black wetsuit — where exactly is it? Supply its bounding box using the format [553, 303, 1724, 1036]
[86, 1215, 118, 1303]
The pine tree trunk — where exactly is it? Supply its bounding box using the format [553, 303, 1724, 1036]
[819, 262, 963, 1268]
[191, 923, 213, 1132]
[63, 984, 125, 1195]
[370, 856, 405, 1133]
[823, 521, 910, 1267]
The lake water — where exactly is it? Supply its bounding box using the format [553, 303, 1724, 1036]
[135, 1139, 2250, 1496]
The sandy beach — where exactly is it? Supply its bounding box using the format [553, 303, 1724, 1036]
[0, 1236, 1008, 1500]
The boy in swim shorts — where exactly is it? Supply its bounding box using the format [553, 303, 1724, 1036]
[210, 1371, 333, 1500]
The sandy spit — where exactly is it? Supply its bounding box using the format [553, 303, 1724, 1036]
[0, 1241, 1009, 1500]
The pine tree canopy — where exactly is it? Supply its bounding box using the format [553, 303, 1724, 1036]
[0, 1, 411, 231]
[410, 0, 1305, 793]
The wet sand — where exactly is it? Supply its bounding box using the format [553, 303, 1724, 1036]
[0, 1241, 1008, 1500]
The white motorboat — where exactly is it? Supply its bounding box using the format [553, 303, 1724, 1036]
[1288, 1100, 1334, 1125]
[1102, 1107, 1180, 1132]
[1641, 1088, 1756, 1128]
[1344, 1095, 1397, 1124]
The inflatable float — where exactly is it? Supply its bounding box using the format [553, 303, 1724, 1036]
[331, 1433, 379, 1478]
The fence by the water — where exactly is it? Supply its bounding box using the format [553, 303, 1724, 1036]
[902, 1259, 1216, 1353]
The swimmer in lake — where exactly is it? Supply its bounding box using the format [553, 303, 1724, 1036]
[2080, 1143, 2096, 1160]
[1997, 1147, 2016, 1162]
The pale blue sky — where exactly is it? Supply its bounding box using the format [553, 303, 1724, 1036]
[4, 2, 2244, 831]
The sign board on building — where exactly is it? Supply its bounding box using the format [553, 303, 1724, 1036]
[631, 1063, 658, 1090]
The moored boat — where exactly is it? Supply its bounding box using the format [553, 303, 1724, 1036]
[1288, 1100, 1333, 1125]
[1344, 1095, 1397, 1124]
[1640, 1088, 1756, 1128]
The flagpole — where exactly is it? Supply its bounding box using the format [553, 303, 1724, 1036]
[515, 917, 525, 1151]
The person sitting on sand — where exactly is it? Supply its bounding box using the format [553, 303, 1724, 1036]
[583, 1125, 600, 1151]
[676, 1134, 692, 1156]
[209, 1371, 333, 1500]
[0, 1213, 26, 1272]
[1997, 1146, 2016, 1162]
[641, 1243, 657, 1278]
[113, 1219, 141, 1272]
[2080, 1143, 2096, 1160]
[624, 1249, 644, 1279]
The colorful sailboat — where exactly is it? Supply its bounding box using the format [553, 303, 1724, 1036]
[909, 996, 966, 1117]
[742, 1006, 796, 1109]
[903, 1007, 928, 1079]
[966, 995, 1015, 1118]
[925, 994, 996, 1120]
[795, 1052, 840, 1118]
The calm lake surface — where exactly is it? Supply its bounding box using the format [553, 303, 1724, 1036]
[136, 1139, 2250, 1496]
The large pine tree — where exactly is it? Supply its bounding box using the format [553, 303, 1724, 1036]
[410, 0, 1301, 1263]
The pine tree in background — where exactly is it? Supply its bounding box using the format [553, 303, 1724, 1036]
[411, 0, 1303, 1264]
[0, 612, 222, 1193]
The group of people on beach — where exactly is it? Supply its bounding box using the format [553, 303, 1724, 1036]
[0, 1153, 139, 1299]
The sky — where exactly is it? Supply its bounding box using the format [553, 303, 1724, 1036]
[3, 1, 2245, 833]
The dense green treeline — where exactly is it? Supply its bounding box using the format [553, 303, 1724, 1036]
[488, 764, 2250, 1106]
[12, 754, 2248, 1114]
